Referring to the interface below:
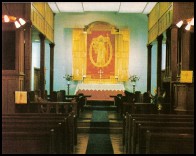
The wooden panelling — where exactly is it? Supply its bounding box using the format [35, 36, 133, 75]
[2, 77, 20, 113]
[2, 31, 16, 70]
[2, 29, 25, 76]
[31, 2, 54, 43]
[159, 2, 172, 18]
[32, 2, 45, 17]
[158, 6, 173, 35]
[2, 79, 8, 114]
[17, 29, 25, 75]
[148, 3, 159, 30]
[148, 23, 158, 44]
[45, 23, 54, 43]
[31, 7, 45, 35]
[173, 83, 194, 114]
[45, 3, 54, 29]
[2, 3, 26, 19]
[148, 2, 174, 43]
[172, 2, 194, 24]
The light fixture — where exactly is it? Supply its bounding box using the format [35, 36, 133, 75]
[3, 15, 10, 22]
[176, 20, 183, 28]
[176, 17, 194, 31]
[14, 20, 21, 28]
[2, 15, 26, 28]
[190, 18, 194, 26]
[19, 18, 26, 25]
[185, 22, 191, 31]
[2, 3, 27, 28]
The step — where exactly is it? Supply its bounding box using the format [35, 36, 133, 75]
[84, 105, 117, 111]
[77, 120, 123, 128]
[86, 101, 114, 106]
[77, 127, 123, 134]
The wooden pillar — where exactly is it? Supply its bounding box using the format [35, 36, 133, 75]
[176, 26, 183, 79]
[49, 43, 55, 96]
[147, 44, 152, 92]
[181, 26, 190, 70]
[24, 22, 32, 91]
[170, 25, 178, 81]
[166, 28, 171, 78]
[156, 34, 163, 90]
[39, 33, 46, 99]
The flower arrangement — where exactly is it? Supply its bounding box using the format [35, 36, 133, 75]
[129, 75, 140, 82]
[63, 74, 73, 81]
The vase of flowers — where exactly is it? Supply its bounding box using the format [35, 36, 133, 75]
[129, 75, 140, 93]
[63, 74, 73, 82]
[63, 74, 73, 95]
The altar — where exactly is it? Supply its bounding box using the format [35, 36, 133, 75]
[75, 83, 125, 102]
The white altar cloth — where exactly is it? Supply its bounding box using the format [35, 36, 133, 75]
[75, 83, 125, 92]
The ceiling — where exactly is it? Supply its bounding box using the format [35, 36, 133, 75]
[48, 2, 157, 14]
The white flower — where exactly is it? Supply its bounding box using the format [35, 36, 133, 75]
[63, 74, 73, 81]
[129, 75, 140, 82]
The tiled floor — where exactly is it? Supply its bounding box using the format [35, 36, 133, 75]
[74, 107, 124, 154]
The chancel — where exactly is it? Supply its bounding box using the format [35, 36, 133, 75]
[2, 2, 194, 154]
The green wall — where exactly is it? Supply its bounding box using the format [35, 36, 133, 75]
[53, 12, 152, 94]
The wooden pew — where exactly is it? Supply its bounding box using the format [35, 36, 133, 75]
[124, 113, 194, 145]
[112, 94, 123, 113]
[29, 101, 77, 115]
[2, 112, 76, 154]
[2, 120, 65, 154]
[124, 113, 194, 154]
[130, 115, 194, 153]
[2, 130, 55, 154]
[129, 120, 194, 154]
[137, 126, 194, 154]
[145, 131, 194, 154]
[133, 102, 171, 114]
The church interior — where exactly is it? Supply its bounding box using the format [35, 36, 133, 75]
[2, 2, 194, 154]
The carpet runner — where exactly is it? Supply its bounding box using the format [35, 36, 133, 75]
[85, 110, 114, 154]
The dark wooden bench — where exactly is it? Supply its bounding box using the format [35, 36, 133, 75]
[133, 102, 171, 114]
[124, 113, 194, 154]
[2, 121, 66, 154]
[29, 101, 77, 115]
[137, 126, 194, 154]
[2, 130, 55, 154]
[2, 113, 76, 154]
[123, 113, 194, 147]
[49, 90, 90, 117]
[123, 113, 194, 145]
[145, 131, 194, 154]
[129, 120, 194, 154]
